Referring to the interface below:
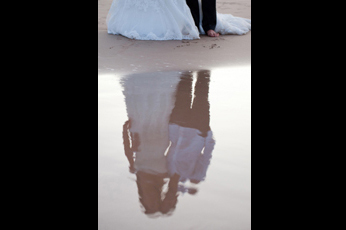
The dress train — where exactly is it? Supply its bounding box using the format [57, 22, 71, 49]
[106, 0, 251, 40]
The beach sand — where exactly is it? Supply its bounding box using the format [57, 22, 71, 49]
[98, 1, 251, 229]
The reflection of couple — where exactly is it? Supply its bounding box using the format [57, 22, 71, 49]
[121, 70, 215, 215]
[107, 0, 251, 40]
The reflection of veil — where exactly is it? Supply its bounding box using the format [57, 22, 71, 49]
[167, 70, 215, 183]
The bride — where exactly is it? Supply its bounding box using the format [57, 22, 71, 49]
[106, 0, 251, 40]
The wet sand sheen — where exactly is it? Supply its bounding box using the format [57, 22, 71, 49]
[98, 67, 250, 229]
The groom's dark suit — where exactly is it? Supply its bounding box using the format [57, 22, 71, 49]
[186, 0, 217, 33]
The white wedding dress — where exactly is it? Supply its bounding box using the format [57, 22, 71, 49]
[107, 0, 251, 40]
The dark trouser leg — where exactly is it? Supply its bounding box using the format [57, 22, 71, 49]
[201, 0, 217, 32]
[190, 70, 211, 137]
[169, 72, 194, 126]
[170, 71, 211, 136]
[186, 0, 201, 31]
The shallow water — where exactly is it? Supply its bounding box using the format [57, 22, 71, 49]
[98, 66, 251, 229]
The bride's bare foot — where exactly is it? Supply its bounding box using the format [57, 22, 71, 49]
[207, 30, 219, 37]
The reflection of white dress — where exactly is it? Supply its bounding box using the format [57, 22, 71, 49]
[121, 72, 180, 174]
[107, 0, 251, 40]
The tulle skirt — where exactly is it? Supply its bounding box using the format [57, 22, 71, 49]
[106, 0, 251, 40]
[107, 0, 200, 40]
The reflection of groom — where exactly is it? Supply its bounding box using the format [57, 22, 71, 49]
[167, 70, 215, 184]
[186, 0, 219, 37]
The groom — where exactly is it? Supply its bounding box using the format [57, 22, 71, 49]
[186, 0, 219, 37]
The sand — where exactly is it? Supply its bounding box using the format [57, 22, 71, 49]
[98, 1, 251, 229]
[98, 0, 251, 75]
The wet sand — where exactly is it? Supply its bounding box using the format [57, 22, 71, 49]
[98, 1, 251, 229]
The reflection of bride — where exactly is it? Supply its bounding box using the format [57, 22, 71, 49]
[107, 0, 251, 40]
[121, 72, 180, 215]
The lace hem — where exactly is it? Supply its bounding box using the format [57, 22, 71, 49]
[108, 30, 199, 40]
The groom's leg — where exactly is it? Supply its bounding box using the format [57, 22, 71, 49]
[186, 0, 200, 31]
[201, 0, 217, 32]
